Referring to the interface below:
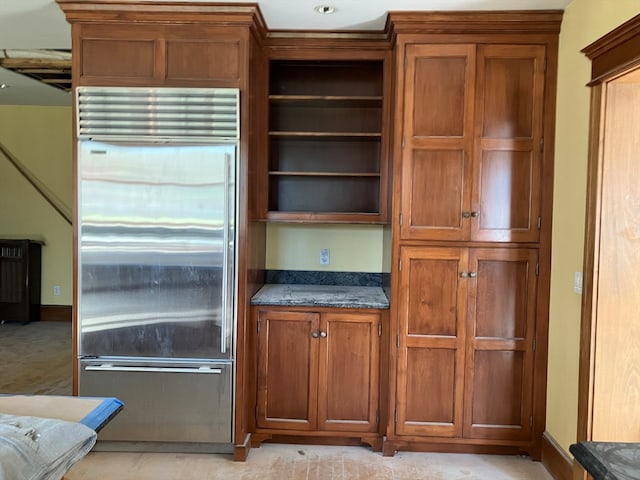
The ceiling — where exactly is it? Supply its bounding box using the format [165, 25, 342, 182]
[0, 0, 571, 106]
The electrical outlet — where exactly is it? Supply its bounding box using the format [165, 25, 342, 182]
[53, 285, 61, 296]
[320, 248, 330, 266]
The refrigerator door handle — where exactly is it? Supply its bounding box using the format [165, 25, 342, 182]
[84, 364, 223, 374]
[221, 151, 231, 355]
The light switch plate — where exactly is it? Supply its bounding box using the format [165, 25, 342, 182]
[574, 272, 583, 294]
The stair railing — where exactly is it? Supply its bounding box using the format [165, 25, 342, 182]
[0, 141, 72, 225]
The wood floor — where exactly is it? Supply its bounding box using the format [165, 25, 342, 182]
[1, 321, 555, 479]
[0, 320, 72, 394]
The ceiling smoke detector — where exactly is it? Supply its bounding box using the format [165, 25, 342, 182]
[314, 5, 336, 14]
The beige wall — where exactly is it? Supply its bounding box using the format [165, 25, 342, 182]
[547, 0, 640, 454]
[0, 105, 73, 306]
[266, 223, 386, 272]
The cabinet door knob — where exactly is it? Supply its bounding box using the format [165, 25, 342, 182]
[460, 272, 469, 278]
[462, 211, 471, 218]
[319, 331, 327, 338]
[469, 271, 477, 278]
[311, 331, 319, 338]
[470, 211, 480, 218]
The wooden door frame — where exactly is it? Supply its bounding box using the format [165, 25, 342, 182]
[576, 12, 640, 445]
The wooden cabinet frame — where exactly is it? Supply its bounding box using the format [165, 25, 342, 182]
[576, 13, 640, 479]
[386, 11, 561, 459]
[393, 247, 537, 444]
[251, 306, 386, 450]
[261, 43, 393, 223]
[56, 0, 269, 462]
[399, 42, 546, 243]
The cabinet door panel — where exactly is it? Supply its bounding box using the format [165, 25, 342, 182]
[406, 255, 460, 336]
[397, 247, 467, 437]
[412, 54, 469, 137]
[464, 248, 537, 440]
[472, 45, 545, 242]
[471, 350, 526, 427]
[401, 44, 475, 241]
[480, 57, 536, 139]
[477, 149, 534, 234]
[474, 254, 530, 339]
[166, 40, 240, 82]
[256, 310, 319, 430]
[403, 149, 468, 240]
[81, 38, 157, 80]
[403, 347, 458, 432]
[318, 312, 379, 432]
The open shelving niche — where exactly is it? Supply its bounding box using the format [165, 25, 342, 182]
[266, 60, 386, 222]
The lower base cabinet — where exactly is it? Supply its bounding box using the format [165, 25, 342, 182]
[385, 246, 540, 456]
[253, 307, 383, 447]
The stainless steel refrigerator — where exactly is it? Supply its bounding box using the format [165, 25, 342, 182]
[75, 87, 239, 452]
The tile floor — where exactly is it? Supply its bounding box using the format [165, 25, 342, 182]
[66, 443, 555, 480]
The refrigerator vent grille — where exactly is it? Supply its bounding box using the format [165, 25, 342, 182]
[76, 87, 239, 140]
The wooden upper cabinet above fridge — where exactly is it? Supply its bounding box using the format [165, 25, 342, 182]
[400, 43, 546, 243]
[75, 24, 246, 87]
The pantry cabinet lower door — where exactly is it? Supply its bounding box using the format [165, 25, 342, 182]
[396, 247, 467, 437]
[462, 248, 537, 440]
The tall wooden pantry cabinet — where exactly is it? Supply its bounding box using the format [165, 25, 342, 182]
[384, 11, 561, 459]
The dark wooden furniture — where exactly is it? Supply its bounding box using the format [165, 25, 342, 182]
[0, 239, 42, 323]
[385, 11, 561, 459]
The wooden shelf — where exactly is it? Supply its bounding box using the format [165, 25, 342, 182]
[269, 171, 381, 177]
[269, 132, 382, 137]
[266, 59, 387, 222]
[269, 95, 383, 106]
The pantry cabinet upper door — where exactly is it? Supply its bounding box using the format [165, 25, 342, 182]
[400, 44, 476, 241]
[471, 45, 546, 242]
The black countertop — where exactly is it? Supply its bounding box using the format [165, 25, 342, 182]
[570, 442, 640, 480]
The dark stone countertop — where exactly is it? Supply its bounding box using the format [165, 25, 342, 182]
[570, 442, 640, 480]
[250, 284, 389, 309]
